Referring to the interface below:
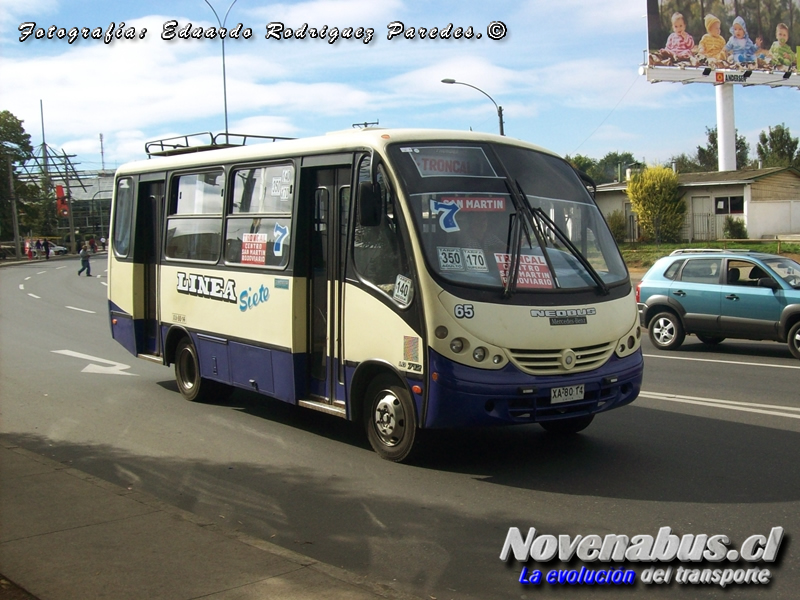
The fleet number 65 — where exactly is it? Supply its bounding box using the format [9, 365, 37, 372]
[454, 304, 474, 319]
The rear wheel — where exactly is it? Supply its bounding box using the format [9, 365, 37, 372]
[696, 334, 725, 346]
[649, 312, 685, 350]
[540, 414, 594, 434]
[174, 337, 228, 402]
[788, 322, 800, 360]
[364, 376, 417, 462]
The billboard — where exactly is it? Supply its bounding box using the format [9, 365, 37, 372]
[646, 0, 799, 76]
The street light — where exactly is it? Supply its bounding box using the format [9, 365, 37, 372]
[441, 78, 505, 136]
[204, 0, 239, 142]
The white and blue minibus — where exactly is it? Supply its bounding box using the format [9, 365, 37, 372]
[108, 128, 643, 461]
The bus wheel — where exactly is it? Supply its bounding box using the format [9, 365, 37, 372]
[175, 337, 215, 402]
[539, 414, 594, 434]
[364, 376, 417, 462]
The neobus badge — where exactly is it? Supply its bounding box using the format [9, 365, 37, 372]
[530, 308, 596, 326]
[176, 272, 237, 303]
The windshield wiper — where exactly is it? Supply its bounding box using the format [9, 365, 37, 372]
[526, 200, 610, 295]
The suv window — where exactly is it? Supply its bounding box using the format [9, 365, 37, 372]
[679, 258, 721, 284]
[664, 259, 685, 280]
[725, 260, 770, 286]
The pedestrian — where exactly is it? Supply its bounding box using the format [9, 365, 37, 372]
[89, 237, 97, 253]
[35, 239, 42, 259]
[42, 238, 50, 260]
[77, 244, 92, 276]
[100, 236, 106, 251]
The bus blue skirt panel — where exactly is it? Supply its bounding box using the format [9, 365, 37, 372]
[424, 349, 643, 429]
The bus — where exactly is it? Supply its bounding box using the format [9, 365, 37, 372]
[107, 128, 643, 461]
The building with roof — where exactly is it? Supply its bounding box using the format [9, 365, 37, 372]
[595, 167, 800, 242]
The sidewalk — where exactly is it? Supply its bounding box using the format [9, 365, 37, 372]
[0, 442, 420, 600]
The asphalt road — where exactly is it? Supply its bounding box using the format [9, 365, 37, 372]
[2, 257, 798, 599]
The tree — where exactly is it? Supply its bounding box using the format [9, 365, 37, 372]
[591, 151, 638, 184]
[668, 152, 701, 174]
[625, 167, 687, 244]
[565, 154, 596, 176]
[0, 111, 37, 242]
[756, 124, 799, 168]
[696, 127, 750, 171]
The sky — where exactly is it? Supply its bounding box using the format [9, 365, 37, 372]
[1, 0, 798, 173]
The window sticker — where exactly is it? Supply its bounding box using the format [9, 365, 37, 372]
[241, 233, 268, 265]
[271, 176, 282, 196]
[273, 222, 289, 256]
[439, 196, 506, 212]
[495, 254, 554, 289]
[430, 199, 461, 232]
[462, 248, 489, 272]
[393, 274, 413, 305]
[437, 247, 464, 271]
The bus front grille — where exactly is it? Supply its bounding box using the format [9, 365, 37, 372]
[507, 342, 615, 375]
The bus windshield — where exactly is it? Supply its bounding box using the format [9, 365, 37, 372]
[388, 142, 628, 292]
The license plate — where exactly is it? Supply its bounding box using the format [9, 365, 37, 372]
[550, 384, 584, 404]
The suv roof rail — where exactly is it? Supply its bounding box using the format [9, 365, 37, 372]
[669, 248, 725, 255]
[669, 248, 757, 256]
[145, 132, 295, 158]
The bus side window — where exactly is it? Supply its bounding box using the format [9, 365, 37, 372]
[353, 159, 411, 302]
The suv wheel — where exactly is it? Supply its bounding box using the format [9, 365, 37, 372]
[788, 322, 800, 360]
[649, 311, 685, 350]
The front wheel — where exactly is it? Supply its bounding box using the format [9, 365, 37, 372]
[364, 376, 417, 462]
[174, 337, 227, 402]
[540, 414, 594, 434]
[648, 311, 685, 350]
[788, 322, 800, 360]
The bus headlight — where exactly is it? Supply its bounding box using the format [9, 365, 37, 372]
[435, 326, 448, 339]
[450, 338, 465, 353]
[473, 347, 487, 362]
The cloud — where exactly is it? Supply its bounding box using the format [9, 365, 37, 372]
[245, 0, 404, 27]
[0, 0, 59, 29]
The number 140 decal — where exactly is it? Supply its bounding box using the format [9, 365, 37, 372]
[454, 304, 474, 318]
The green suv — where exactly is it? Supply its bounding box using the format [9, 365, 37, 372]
[636, 250, 800, 359]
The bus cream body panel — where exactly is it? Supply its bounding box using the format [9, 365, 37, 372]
[433, 289, 639, 362]
[159, 265, 302, 351]
[342, 284, 423, 375]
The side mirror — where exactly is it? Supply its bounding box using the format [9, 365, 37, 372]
[758, 277, 780, 290]
[358, 181, 381, 227]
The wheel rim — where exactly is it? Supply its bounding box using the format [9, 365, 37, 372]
[373, 391, 405, 447]
[178, 347, 197, 392]
[653, 317, 675, 346]
[793, 329, 800, 350]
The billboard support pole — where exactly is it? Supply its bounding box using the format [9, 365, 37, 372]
[715, 84, 736, 172]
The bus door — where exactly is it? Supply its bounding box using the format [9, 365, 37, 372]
[135, 177, 165, 356]
[307, 165, 352, 405]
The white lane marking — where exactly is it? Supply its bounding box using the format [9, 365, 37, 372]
[101, 282, 108, 287]
[18, 284, 24, 290]
[37, 271, 46, 275]
[65, 306, 96, 314]
[24, 276, 31, 281]
[640, 391, 800, 420]
[28, 293, 41, 299]
[56, 266, 66, 270]
[643, 353, 800, 370]
[51, 349, 137, 376]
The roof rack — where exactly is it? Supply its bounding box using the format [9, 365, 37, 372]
[145, 132, 294, 158]
[669, 248, 754, 255]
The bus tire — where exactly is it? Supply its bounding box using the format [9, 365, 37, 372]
[174, 337, 219, 403]
[364, 376, 417, 462]
[539, 414, 594, 434]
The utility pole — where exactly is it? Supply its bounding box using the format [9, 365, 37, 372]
[62, 150, 78, 254]
[6, 157, 22, 259]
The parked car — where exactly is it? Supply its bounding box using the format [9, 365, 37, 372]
[49, 244, 68, 255]
[636, 249, 800, 359]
